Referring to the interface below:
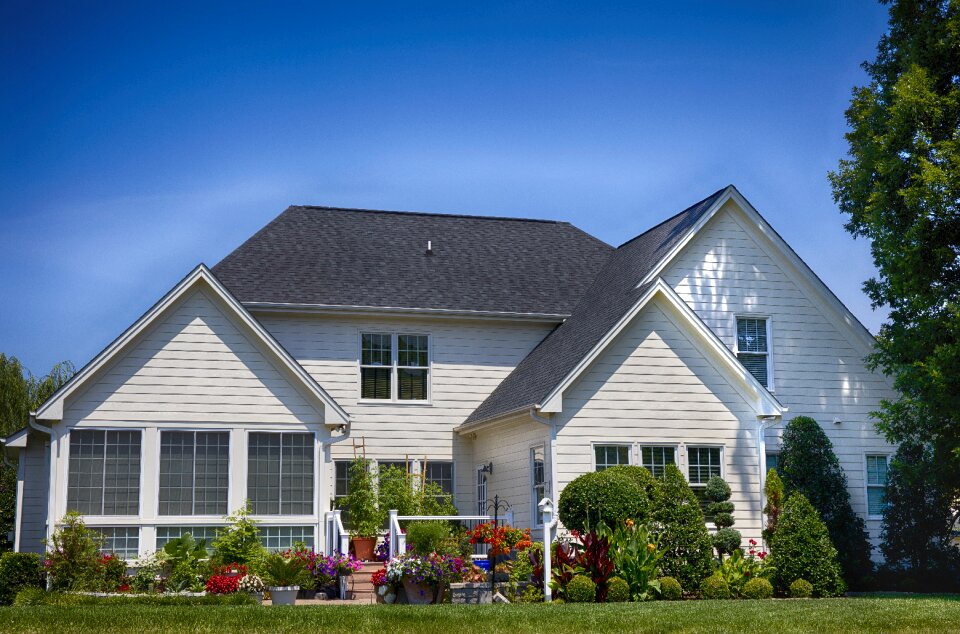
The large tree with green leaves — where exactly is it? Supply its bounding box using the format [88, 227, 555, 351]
[829, 0, 960, 499]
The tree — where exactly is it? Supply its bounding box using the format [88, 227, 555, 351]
[770, 493, 846, 598]
[829, 0, 960, 507]
[778, 416, 874, 587]
[881, 440, 960, 591]
[651, 465, 715, 590]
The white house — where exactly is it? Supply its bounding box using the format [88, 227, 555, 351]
[2, 185, 895, 559]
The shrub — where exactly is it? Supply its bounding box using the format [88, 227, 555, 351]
[558, 469, 654, 532]
[700, 574, 730, 600]
[742, 577, 773, 599]
[212, 506, 267, 567]
[704, 476, 741, 557]
[43, 512, 104, 591]
[789, 578, 814, 598]
[658, 576, 682, 601]
[769, 493, 845, 597]
[406, 521, 451, 556]
[0, 552, 44, 605]
[606, 576, 630, 602]
[652, 465, 715, 590]
[565, 574, 597, 603]
[779, 416, 873, 587]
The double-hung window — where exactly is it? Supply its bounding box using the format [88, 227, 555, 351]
[594, 445, 630, 471]
[247, 432, 314, 515]
[531, 446, 546, 526]
[360, 333, 430, 401]
[687, 446, 723, 508]
[159, 431, 229, 515]
[736, 317, 771, 388]
[865, 455, 889, 518]
[67, 430, 142, 515]
[640, 446, 676, 478]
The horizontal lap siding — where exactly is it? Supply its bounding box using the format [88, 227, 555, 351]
[554, 300, 763, 543]
[257, 314, 553, 513]
[662, 203, 896, 549]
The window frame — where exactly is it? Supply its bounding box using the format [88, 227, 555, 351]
[638, 444, 678, 478]
[157, 430, 231, 517]
[358, 331, 432, 404]
[66, 428, 143, 517]
[530, 445, 546, 528]
[864, 453, 890, 520]
[245, 430, 317, 516]
[733, 315, 775, 391]
[592, 442, 632, 471]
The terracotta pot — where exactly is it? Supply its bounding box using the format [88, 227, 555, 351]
[352, 536, 376, 561]
[403, 578, 435, 604]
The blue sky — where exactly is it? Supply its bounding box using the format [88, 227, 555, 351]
[1, 1, 891, 375]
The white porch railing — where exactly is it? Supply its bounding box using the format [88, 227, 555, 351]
[387, 511, 493, 560]
[324, 510, 349, 555]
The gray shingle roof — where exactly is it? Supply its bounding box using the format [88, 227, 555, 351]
[464, 186, 729, 425]
[213, 206, 613, 316]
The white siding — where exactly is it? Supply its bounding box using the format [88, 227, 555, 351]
[661, 201, 896, 549]
[17, 433, 49, 553]
[257, 313, 554, 513]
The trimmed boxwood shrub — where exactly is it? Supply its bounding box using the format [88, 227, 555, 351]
[770, 493, 845, 597]
[790, 579, 814, 598]
[658, 576, 682, 601]
[700, 574, 730, 600]
[0, 552, 44, 605]
[652, 465, 715, 590]
[606, 576, 630, 602]
[558, 469, 654, 532]
[565, 574, 597, 603]
[742, 577, 773, 600]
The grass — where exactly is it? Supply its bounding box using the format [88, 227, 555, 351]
[2, 596, 960, 633]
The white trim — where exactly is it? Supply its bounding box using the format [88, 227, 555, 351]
[863, 452, 890, 520]
[35, 264, 349, 426]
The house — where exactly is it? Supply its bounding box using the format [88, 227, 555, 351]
[2, 185, 896, 560]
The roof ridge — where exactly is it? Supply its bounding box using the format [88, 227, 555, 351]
[291, 205, 568, 225]
[616, 185, 730, 249]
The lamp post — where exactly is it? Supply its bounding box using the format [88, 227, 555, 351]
[485, 494, 510, 598]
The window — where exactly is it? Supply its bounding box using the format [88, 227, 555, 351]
[96, 527, 139, 559]
[594, 445, 630, 471]
[247, 432, 314, 515]
[156, 526, 220, 550]
[159, 431, 229, 516]
[640, 446, 676, 478]
[866, 455, 889, 518]
[736, 317, 770, 388]
[260, 526, 315, 552]
[766, 452, 780, 473]
[67, 430, 141, 516]
[360, 333, 430, 401]
[531, 447, 546, 526]
[424, 461, 454, 502]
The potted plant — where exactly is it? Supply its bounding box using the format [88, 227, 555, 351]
[343, 457, 382, 561]
[263, 552, 309, 606]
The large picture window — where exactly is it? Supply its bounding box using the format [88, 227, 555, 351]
[159, 431, 229, 516]
[360, 333, 430, 401]
[247, 432, 314, 515]
[736, 317, 771, 388]
[67, 430, 141, 516]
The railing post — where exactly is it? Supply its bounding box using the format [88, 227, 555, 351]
[538, 497, 555, 602]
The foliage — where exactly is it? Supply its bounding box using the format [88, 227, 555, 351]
[769, 493, 845, 598]
[598, 520, 662, 601]
[606, 576, 630, 602]
[43, 512, 104, 591]
[789, 578, 814, 599]
[657, 576, 682, 601]
[829, 0, 960, 510]
[557, 468, 655, 533]
[651, 465, 715, 590]
[762, 468, 785, 543]
[407, 521, 451, 556]
[345, 458, 382, 538]
[0, 552, 43, 605]
[565, 574, 596, 603]
[716, 547, 772, 598]
[704, 475, 740, 557]
[742, 577, 773, 600]
[211, 505, 267, 568]
[700, 574, 730, 600]
[880, 439, 960, 592]
[778, 416, 873, 587]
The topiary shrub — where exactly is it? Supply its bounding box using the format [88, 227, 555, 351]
[606, 576, 630, 602]
[658, 576, 682, 601]
[700, 573, 730, 600]
[651, 465, 715, 590]
[742, 577, 773, 600]
[704, 476, 741, 557]
[0, 553, 44, 605]
[789, 578, 813, 598]
[770, 493, 845, 597]
[565, 574, 597, 603]
[558, 469, 653, 532]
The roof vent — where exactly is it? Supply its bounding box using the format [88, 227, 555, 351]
[426, 240, 433, 256]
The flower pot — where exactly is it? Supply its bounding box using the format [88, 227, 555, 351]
[402, 578, 435, 604]
[352, 536, 376, 561]
[268, 586, 299, 606]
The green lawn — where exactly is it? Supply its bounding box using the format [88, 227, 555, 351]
[3, 596, 960, 634]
